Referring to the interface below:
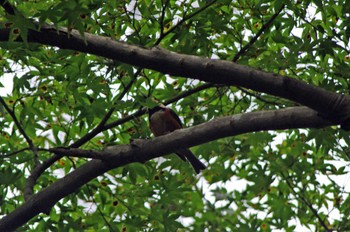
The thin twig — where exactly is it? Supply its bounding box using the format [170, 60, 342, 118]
[103, 83, 218, 130]
[86, 184, 116, 232]
[158, 0, 170, 39]
[164, 83, 219, 105]
[233, 4, 285, 62]
[0, 147, 30, 158]
[154, 0, 218, 45]
[237, 87, 283, 106]
[0, 97, 35, 152]
[23, 68, 140, 201]
[282, 173, 331, 231]
[70, 68, 140, 148]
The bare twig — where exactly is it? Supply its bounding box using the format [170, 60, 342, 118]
[70, 68, 140, 148]
[282, 173, 332, 231]
[0, 147, 30, 158]
[154, 0, 218, 45]
[158, 0, 170, 39]
[164, 83, 219, 105]
[0, 97, 36, 153]
[232, 4, 285, 62]
[237, 86, 284, 106]
[86, 184, 115, 232]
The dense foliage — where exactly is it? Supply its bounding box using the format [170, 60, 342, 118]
[1, 0, 350, 231]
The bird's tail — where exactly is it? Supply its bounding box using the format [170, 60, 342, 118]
[176, 149, 206, 174]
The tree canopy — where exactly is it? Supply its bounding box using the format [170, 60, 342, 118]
[1, 0, 350, 231]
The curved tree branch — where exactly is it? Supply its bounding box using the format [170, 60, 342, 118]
[23, 73, 217, 201]
[2, 21, 349, 214]
[0, 27, 348, 128]
[0, 106, 333, 231]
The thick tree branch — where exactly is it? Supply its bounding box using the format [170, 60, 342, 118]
[1, 21, 348, 212]
[23, 75, 216, 201]
[0, 106, 333, 231]
[0, 27, 348, 128]
[49, 148, 105, 159]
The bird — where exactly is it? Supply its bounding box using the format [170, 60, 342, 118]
[148, 105, 206, 174]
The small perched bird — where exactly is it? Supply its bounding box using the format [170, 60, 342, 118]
[148, 105, 206, 174]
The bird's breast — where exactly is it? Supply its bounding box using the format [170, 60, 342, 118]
[150, 111, 169, 136]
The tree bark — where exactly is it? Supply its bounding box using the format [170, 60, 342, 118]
[0, 107, 332, 231]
